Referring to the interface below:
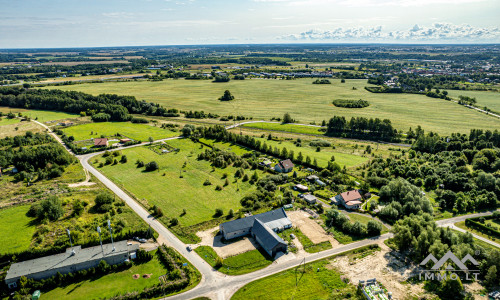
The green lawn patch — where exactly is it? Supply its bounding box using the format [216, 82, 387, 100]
[0, 205, 36, 253]
[195, 246, 272, 275]
[41, 250, 167, 300]
[455, 221, 499, 244]
[232, 252, 359, 300]
[242, 122, 324, 136]
[0, 117, 21, 126]
[93, 138, 263, 226]
[62, 121, 178, 142]
[0, 106, 79, 122]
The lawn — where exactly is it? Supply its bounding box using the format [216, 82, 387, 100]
[0, 205, 36, 253]
[250, 136, 369, 169]
[62, 122, 179, 142]
[42, 78, 500, 134]
[93, 138, 264, 226]
[231, 254, 357, 300]
[455, 221, 499, 244]
[194, 246, 272, 275]
[445, 89, 500, 113]
[242, 122, 324, 136]
[0, 106, 79, 122]
[327, 213, 388, 244]
[41, 250, 167, 300]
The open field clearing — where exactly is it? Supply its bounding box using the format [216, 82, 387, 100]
[38, 73, 145, 83]
[43, 79, 500, 134]
[445, 89, 500, 112]
[39, 60, 129, 66]
[0, 120, 44, 138]
[41, 250, 167, 300]
[62, 122, 178, 141]
[0, 117, 21, 126]
[93, 139, 263, 226]
[0, 107, 79, 122]
[0, 205, 36, 253]
[242, 122, 324, 135]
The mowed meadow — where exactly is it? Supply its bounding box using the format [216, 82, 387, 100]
[93, 138, 263, 226]
[43, 79, 500, 135]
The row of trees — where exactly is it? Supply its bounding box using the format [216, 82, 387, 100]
[326, 116, 398, 141]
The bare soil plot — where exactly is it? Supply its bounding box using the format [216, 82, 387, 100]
[287, 210, 339, 247]
[196, 227, 259, 258]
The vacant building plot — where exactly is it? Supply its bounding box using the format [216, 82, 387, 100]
[196, 227, 260, 258]
[287, 210, 338, 247]
[43, 78, 500, 134]
[62, 122, 178, 142]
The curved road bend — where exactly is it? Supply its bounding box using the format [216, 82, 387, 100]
[35, 119, 498, 299]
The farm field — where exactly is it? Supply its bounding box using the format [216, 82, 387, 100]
[41, 250, 167, 300]
[231, 251, 358, 300]
[93, 138, 263, 226]
[42, 78, 500, 134]
[0, 205, 36, 254]
[445, 89, 500, 112]
[242, 122, 324, 136]
[62, 122, 179, 142]
[0, 120, 45, 138]
[0, 107, 79, 122]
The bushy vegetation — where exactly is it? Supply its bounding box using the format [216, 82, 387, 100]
[331, 99, 369, 108]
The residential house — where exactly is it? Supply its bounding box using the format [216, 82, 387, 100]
[294, 184, 309, 193]
[336, 190, 363, 210]
[219, 208, 291, 258]
[274, 159, 294, 173]
[94, 138, 108, 147]
[306, 175, 319, 182]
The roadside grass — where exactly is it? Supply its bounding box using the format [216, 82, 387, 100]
[0, 106, 79, 122]
[42, 78, 500, 134]
[445, 89, 500, 113]
[194, 246, 272, 275]
[0, 205, 36, 253]
[455, 221, 499, 244]
[93, 138, 264, 226]
[250, 136, 369, 169]
[231, 247, 382, 300]
[292, 228, 333, 253]
[41, 250, 167, 300]
[62, 121, 179, 142]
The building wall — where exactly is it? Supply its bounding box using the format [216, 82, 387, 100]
[221, 225, 252, 240]
[6, 252, 129, 285]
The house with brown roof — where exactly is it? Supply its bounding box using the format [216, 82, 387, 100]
[335, 190, 362, 210]
[274, 159, 294, 173]
[94, 138, 108, 147]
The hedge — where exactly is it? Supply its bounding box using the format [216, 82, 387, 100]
[465, 216, 500, 239]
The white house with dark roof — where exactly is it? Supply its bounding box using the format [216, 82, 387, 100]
[274, 159, 294, 173]
[219, 208, 291, 258]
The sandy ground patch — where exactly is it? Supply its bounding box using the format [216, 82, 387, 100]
[287, 210, 339, 247]
[196, 226, 260, 258]
[328, 242, 428, 300]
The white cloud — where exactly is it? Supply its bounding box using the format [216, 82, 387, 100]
[280, 23, 500, 42]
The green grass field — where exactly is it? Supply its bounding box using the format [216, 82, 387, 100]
[41, 250, 167, 300]
[62, 122, 179, 142]
[445, 89, 500, 112]
[242, 122, 324, 135]
[0, 107, 79, 122]
[0, 117, 21, 126]
[194, 246, 273, 275]
[0, 205, 36, 253]
[231, 254, 356, 300]
[327, 213, 388, 244]
[292, 228, 333, 253]
[93, 139, 263, 226]
[249, 136, 369, 169]
[455, 221, 499, 244]
[43, 78, 500, 134]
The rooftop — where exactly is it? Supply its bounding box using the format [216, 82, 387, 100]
[252, 219, 286, 252]
[5, 241, 138, 281]
[341, 190, 362, 202]
[221, 208, 290, 233]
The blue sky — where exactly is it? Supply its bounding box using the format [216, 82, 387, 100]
[0, 0, 499, 48]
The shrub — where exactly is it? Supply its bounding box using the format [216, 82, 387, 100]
[214, 208, 223, 217]
[215, 185, 223, 191]
[203, 179, 212, 186]
[120, 155, 127, 163]
[91, 113, 111, 122]
[94, 193, 114, 212]
[145, 161, 159, 171]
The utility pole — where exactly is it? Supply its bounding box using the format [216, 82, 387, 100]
[97, 226, 104, 256]
[66, 229, 75, 256]
[108, 220, 115, 252]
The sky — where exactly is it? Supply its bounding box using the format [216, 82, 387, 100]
[0, 0, 499, 48]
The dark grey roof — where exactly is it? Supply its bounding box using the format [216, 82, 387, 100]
[252, 219, 286, 252]
[277, 159, 294, 170]
[5, 241, 138, 281]
[220, 208, 289, 234]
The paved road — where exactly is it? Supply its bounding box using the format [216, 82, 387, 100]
[35, 119, 499, 300]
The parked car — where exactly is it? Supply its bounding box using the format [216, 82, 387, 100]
[290, 234, 296, 239]
[187, 245, 193, 252]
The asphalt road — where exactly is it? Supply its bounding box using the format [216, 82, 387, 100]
[33, 119, 498, 300]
